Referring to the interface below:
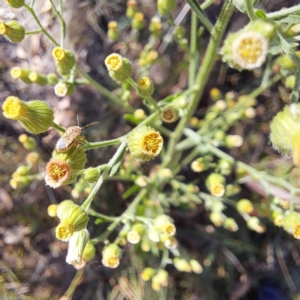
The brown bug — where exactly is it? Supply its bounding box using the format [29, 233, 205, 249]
[55, 117, 99, 152]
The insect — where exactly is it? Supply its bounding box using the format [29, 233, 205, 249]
[55, 117, 99, 152]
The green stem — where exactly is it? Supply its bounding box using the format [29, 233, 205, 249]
[49, 0, 66, 47]
[188, 12, 199, 88]
[90, 188, 148, 244]
[249, 74, 282, 98]
[162, 0, 234, 167]
[24, 4, 59, 46]
[266, 5, 300, 20]
[75, 67, 135, 113]
[82, 136, 125, 151]
[126, 78, 160, 111]
[51, 121, 65, 132]
[290, 69, 300, 103]
[88, 209, 117, 222]
[186, 0, 213, 32]
[245, 0, 257, 21]
[201, 0, 215, 10]
[25, 29, 42, 35]
[81, 142, 127, 212]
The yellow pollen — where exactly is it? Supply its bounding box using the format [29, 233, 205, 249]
[0, 21, 8, 35]
[108, 256, 119, 268]
[56, 223, 74, 241]
[134, 12, 144, 22]
[211, 184, 225, 197]
[108, 21, 118, 29]
[47, 160, 69, 182]
[52, 47, 65, 61]
[238, 37, 263, 63]
[29, 72, 38, 82]
[2, 96, 26, 120]
[142, 132, 163, 155]
[165, 224, 176, 236]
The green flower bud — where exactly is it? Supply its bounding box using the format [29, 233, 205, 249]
[2, 96, 54, 134]
[191, 157, 211, 173]
[137, 77, 154, 97]
[218, 158, 232, 175]
[5, 0, 24, 8]
[66, 228, 89, 266]
[149, 16, 162, 37]
[141, 267, 155, 281]
[237, 199, 254, 214]
[54, 81, 75, 97]
[225, 184, 241, 197]
[52, 47, 76, 75]
[173, 258, 192, 272]
[244, 19, 275, 40]
[247, 216, 266, 233]
[23, 137, 37, 150]
[28, 72, 48, 86]
[210, 211, 224, 227]
[153, 215, 176, 236]
[225, 135, 243, 148]
[157, 0, 176, 15]
[205, 173, 225, 197]
[107, 21, 120, 41]
[126, 0, 137, 19]
[26, 152, 39, 164]
[284, 75, 295, 89]
[102, 244, 122, 269]
[55, 204, 89, 241]
[223, 218, 239, 232]
[47, 73, 59, 86]
[104, 53, 132, 83]
[210, 87, 223, 101]
[15, 165, 29, 176]
[0, 20, 25, 42]
[270, 104, 300, 167]
[283, 212, 300, 234]
[151, 269, 168, 291]
[56, 200, 76, 219]
[83, 167, 100, 183]
[189, 259, 203, 274]
[127, 126, 163, 162]
[132, 12, 145, 30]
[45, 148, 87, 188]
[11, 67, 31, 84]
[82, 241, 96, 262]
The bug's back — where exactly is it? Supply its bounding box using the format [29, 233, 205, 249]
[56, 126, 82, 152]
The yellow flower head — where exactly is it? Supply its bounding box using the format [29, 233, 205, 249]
[108, 21, 118, 29]
[161, 108, 178, 123]
[137, 77, 154, 97]
[47, 204, 58, 217]
[128, 126, 163, 162]
[105, 53, 132, 82]
[102, 244, 122, 269]
[52, 47, 66, 61]
[0, 21, 8, 35]
[56, 222, 74, 241]
[46, 159, 70, 188]
[2, 96, 26, 120]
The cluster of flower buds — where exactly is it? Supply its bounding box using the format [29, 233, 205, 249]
[141, 268, 169, 291]
[173, 257, 203, 274]
[139, 49, 158, 67]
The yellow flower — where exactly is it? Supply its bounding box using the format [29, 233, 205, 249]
[104, 53, 132, 82]
[137, 77, 154, 97]
[161, 108, 178, 123]
[127, 126, 163, 162]
[0, 20, 25, 43]
[102, 244, 122, 269]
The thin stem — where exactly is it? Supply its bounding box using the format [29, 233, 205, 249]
[186, 0, 213, 32]
[245, 0, 257, 21]
[24, 4, 59, 46]
[162, 0, 234, 167]
[49, 0, 66, 47]
[188, 12, 199, 88]
[249, 74, 282, 98]
[290, 69, 300, 103]
[30, 0, 35, 8]
[82, 136, 125, 151]
[126, 78, 160, 111]
[88, 209, 117, 222]
[75, 67, 135, 113]
[51, 121, 65, 132]
[25, 29, 42, 35]
[90, 188, 148, 244]
[266, 5, 300, 20]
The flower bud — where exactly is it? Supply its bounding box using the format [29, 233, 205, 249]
[56, 200, 76, 219]
[82, 241, 96, 262]
[102, 244, 122, 269]
[55, 204, 89, 241]
[127, 126, 163, 162]
[157, 0, 176, 15]
[274, 53, 300, 71]
[205, 173, 225, 197]
[28, 72, 48, 86]
[47, 204, 58, 217]
[191, 157, 211, 173]
[225, 135, 243, 148]
[153, 215, 176, 236]
[134, 108, 146, 120]
[20, 136, 36, 150]
[5, 0, 25, 8]
[149, 17, 162, 37]
[132, 12, 145, 30]
[151, 269, 168, 291]
[161, 108, 178, 123]
[47, 73, 59, 86]
[54, 81, 75, 97]
[218, 158, 232, 175]
[173, 258, 192, 272]
[107, 21, 120, 41]
[284, 75, 295, 90]
[210, 211, 224, 227]
[52, 47, 76, 75]
[126, 0, 137, 19]
[105, 53, 132, 83]
[141, 267, 155, 281]
[45, 148, 87, 188]
[164, 237, 178, 249]
[270, 104, 300, 167]
[83, 167, 100, 183]
[2, 96, 54, 134]
[26, 152, 39, 164]
[210, 88, 222, 101]
[66, 228, 89, 267]
[237, 199, 254, 214]
[0, 20, 25, 43]
[244, 19, 275, 40]
[223, 218, 239, 232]
[247, 216, 266, 233]
[137, 77, 154, 97]
[225, 184, 241, 197]
[11, 67, 31, 84]
[283, 212, 300, 234]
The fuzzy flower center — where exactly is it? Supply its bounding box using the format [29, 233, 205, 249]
[56, 223, 74, 241]
[103, 256, 120, 269]
[165, 223, 176, 236]
[162, 108, 176, 122]
[211, 183, 225, 197]
[142, 132, 163, 155]
[138, 77, 151, 88]
[52, 47, 65, 61]
[55, 83, 68, 97]
[237, 37, 264, 64]
[2, 96, 26, 120]
[46, 159, 70, 183]
[105, 54, 122, 71]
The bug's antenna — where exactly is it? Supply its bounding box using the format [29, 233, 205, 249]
[81, 122, 100, 130]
